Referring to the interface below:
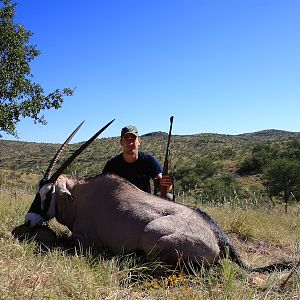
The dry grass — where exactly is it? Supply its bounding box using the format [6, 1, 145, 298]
[0, 184, 299, 299]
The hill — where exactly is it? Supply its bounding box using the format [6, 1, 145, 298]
[0, 129, 299, 179]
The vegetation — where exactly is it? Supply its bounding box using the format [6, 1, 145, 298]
[0, 130, 299, 298]
[264, 159, 300, 212]
[0, 177, 299, 299]
[1, 1, 298, 297]
[0, 0, 73, 138]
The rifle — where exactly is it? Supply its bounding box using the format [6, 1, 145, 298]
[160, 116, 174, 200]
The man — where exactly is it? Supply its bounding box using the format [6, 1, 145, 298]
[102, 125, 172, 196]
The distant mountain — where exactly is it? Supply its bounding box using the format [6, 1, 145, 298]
[143, 129, 300, 140]
[142, 131, 168, 137]
[236, 129, 300, 141]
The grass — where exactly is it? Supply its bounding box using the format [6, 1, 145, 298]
[0, 184, 299, 299]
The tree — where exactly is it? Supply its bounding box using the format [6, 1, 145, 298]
[284, 138, 300, 160]
[195, 157, 217, 180]
[0, 0, 73, 138]
[237, 144, 279, 175]
[263, 158, 300, 212]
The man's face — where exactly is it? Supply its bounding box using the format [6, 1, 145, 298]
[121, 133, 140, 154]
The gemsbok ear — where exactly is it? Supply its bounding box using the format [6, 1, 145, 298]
[61, 188, 72, 196]
[61, 186, 72, 197]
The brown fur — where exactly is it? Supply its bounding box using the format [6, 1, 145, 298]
[53, 173, 220, 266]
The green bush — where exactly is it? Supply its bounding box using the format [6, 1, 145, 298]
[263, 158, 300, 207]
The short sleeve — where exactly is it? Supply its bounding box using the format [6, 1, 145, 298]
[144, 153, 163, 179]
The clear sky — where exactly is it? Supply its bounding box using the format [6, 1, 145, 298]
[2, 0, 300, 143]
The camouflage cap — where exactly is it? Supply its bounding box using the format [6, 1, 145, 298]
[121, 125, 139, 137]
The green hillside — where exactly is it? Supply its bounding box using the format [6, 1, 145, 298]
[1, 129, 299, 204]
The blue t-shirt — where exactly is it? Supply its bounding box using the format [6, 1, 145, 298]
[102, 151, 162, 193]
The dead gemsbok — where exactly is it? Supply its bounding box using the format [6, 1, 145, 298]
[14, 120, 294, 272]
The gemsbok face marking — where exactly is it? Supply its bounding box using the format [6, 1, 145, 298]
[25, 182, 55, 227]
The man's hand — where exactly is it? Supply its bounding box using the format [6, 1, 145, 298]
[160, 174, 173, 192]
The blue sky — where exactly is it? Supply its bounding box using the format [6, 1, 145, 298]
[2, 0, 300, 143]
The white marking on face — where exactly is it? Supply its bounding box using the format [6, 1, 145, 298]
[25, 212, 44, 227]
[39, 183, 55, 210]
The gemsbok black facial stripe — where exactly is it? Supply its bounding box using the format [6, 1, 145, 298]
[28, 193, 42, 214]
[42, 186, 54, 217]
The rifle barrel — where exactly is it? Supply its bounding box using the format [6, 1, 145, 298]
[161, 116, 174, 199]
[162, 116, 173, 174]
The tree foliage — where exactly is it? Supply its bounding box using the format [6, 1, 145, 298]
[263, 158, 300, 211]
[195, 157, 218, 180]
[283, 138, 300, 160]
[237, 144, 280, 175]
[0, 0, 73, 137]
[199, 174, 241, 205]
[174, 157, 218, 192]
